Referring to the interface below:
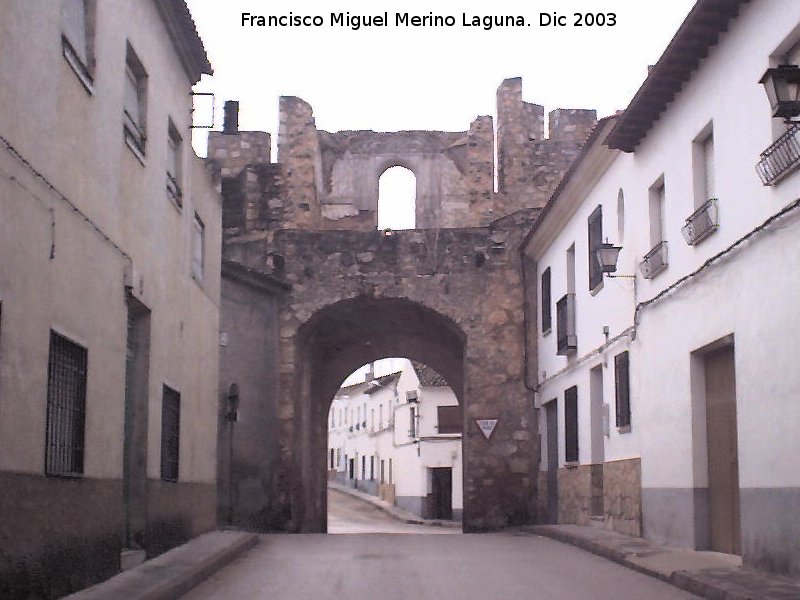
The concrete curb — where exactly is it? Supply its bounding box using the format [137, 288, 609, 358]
[328, 482, 461, 529]
[66, 530, 258, 600]
[526, 525, 800, 600]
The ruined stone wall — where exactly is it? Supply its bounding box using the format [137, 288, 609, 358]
[222, 211, 542, 532]
[212, 77, 595, 237]
[603, 458, 642, 536]
[495, 77, 597, 215]
[555, 459, 642, 536]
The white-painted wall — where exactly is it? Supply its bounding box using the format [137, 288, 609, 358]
[327, 359, 463, 515]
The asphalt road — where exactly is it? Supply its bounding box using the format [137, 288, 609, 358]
[183, 490, 699, 600]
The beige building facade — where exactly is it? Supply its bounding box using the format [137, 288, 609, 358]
[0, 1, 221, 596]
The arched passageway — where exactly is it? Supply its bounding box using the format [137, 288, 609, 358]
[326, 358, 465, 529]
[293, 297, 466, 532]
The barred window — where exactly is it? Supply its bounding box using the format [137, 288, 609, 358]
[160, 385, 180, 482]
[45, 331, 87, 477]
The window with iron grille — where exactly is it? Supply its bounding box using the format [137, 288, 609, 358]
[370, 456, 375, 481]
[564, 386, 579, 463]
[45, 331, 87, 477]
[437, 405, 462, 434]
[614, 351, 631, 429]
[541, 267, 552, 334]
[588, 205, 603, 291]
[160, 385, 180, 482]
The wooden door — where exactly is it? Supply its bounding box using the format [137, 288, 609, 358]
[705, 345, 741, 555]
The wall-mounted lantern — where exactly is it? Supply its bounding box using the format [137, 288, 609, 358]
[596, 242, 635, 279]
[759, 64, 800, 121]
[226, 383, 240, 422]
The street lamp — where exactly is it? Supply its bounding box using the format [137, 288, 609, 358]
[759, 64, 800, 121]
[596, 242, 634, 279]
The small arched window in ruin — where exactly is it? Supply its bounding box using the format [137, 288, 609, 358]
[378, 166, 416, 230]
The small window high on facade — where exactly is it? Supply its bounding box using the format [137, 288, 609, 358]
[648, 179, 666, 250]
[192, 213, 205, 282]
[167, 120, 183, 207]
[61, 0, 93, 86]
[124, 43, 148, 156]
[693, 125, 715, 208]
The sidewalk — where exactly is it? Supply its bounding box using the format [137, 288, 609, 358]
[65, 530, 258, 600]
[525, 524, 800, 600]
[328, 481, 461, 528]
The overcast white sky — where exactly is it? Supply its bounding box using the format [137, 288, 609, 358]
[185, 0, 697, 385]
[188, 0, 697, 153]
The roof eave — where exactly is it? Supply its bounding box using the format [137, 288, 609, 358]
[155, 0, 213, 85]
[606, 0, 750, 152]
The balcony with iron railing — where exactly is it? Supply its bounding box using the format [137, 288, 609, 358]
[556, 293, 577, 356]
[681, 198, 718, 246]
[756, 122, 800, 185]
[639, 241, 668, 279]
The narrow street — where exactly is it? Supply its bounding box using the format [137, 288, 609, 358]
[182, 489, 699, 600]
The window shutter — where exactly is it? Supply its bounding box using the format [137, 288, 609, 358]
[564, 386, 579, 463]
[614, 351, 631, 428]
[588, 206, 603, 290]
[703, 135, 715, 200]
[541, 267, 552, 332]
[437, 405, 462, 434]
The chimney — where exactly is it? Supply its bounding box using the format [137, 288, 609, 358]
[364, 362, 375, 382]
[223, 100, 239, 134]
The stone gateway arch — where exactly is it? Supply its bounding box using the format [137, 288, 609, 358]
[212, 79, 596, 532]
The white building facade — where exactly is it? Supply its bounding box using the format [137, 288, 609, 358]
[328, 360, 463, 521]
[524, 0, 800, 577]
[0, 1, 221, 595]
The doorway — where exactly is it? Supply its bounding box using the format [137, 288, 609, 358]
[545, 400, 559, 524]
[704, 343, 741, 555]
[430, 467, 453, 520]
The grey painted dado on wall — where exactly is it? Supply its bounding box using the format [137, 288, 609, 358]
[741, 488, 800, 577]
[644, 486, 800, 578]
[395, 496, 425, 518]
[642, 488, 709, 550]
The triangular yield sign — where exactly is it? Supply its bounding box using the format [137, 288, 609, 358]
[476, 419, 498, 439]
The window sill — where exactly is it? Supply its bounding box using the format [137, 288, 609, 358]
[542, 327, 552, 338]
[617, 425, 632, 434]
[167, 191, 183, 213]
[62, 39, 94, 96]
[45, 470, 83, 479]
[564, 461, 580, 469]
